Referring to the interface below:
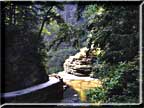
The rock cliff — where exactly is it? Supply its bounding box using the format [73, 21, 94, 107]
[63, 47, 96, 76]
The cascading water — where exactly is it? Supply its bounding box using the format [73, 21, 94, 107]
[57, 4, 85, 25]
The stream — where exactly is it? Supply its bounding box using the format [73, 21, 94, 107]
[61, 87, 81, 103]
[58, 72, 102, 103]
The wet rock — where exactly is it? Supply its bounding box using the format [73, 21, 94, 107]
[63, 47, 95, 76]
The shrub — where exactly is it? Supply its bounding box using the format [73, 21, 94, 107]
[86, 87, 107, 103]
[86, 56, 139, 103]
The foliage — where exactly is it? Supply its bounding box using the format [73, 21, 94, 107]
[4, 25, 50, 91]
[86, 56, 139, 103]
[83, 4, 139, 63]
[86, 87, 107, 103]
[42, 27, 51, 36]
[3, 2, 65, 75]
[83, 3, 139, 103]
[47, 23, 87, 50]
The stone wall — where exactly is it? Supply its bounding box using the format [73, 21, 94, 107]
[2, 78, 63, 103]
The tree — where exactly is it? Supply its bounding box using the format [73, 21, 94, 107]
[83, 3, 139, 63]
[83, 3, 140, 103]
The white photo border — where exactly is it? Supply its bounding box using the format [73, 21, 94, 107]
[1, 0, 143, 107]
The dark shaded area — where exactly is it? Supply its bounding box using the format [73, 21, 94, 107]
[4, 25, 48, 92]
[61, 86, 80, 103]
[1, 1, 50, 93]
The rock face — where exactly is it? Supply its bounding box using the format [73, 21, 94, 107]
[4, 27, 49, 92]
[64, 47, 94, 76]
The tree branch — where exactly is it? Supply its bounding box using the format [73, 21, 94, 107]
[38, 6, 53, 38]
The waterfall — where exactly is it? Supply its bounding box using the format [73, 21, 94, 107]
[57, 4, 84, 25]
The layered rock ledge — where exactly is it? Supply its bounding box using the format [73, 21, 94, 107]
[63, 47, 95, 76]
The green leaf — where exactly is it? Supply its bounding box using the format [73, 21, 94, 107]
[42, 27, 51, 36]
